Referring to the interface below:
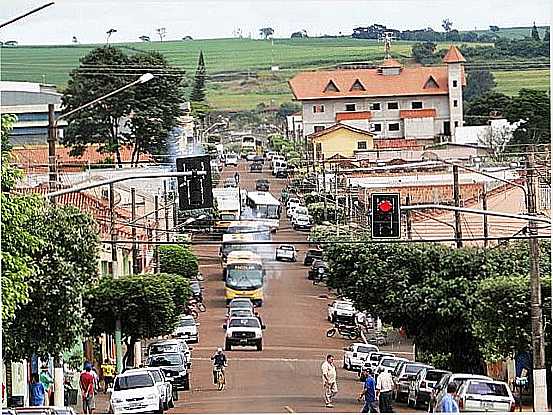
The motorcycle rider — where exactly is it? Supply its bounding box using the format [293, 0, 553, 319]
[211, 347, 228, 384]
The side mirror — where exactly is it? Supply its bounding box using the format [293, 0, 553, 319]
[261, 324, 266, 330]
[343, 347, 348, 351]
[328, 304, 332, 307]
[223, 324, 227, 329]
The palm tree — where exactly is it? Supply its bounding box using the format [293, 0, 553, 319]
[106, 28, 117, 44]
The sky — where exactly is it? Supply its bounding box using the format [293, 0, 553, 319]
[0, 0, 551, 45]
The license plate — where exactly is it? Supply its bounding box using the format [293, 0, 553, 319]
[129, 403, 142, 408]
[481, 402, 494, 409]
[240, 340, 248, 344]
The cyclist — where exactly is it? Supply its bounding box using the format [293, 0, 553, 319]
[211, 347, 228, 385]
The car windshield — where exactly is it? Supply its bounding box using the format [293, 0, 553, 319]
[230, 299, 253, 308]
[147, 354, 183, 367]
[309, 250, 322, 256]
[336, 303, 354, 310]
[226, 265, 263, 290]
[220, 214, 236, 220]
[406, 364, 427, 374]
[179, 318, 196, 326]
[231, 309, 253, 317]
[114, 374, 153, 391]
[358, 346, 378, 354]
[467, 381, 509, 397]
[426, 371, 448, 382]
[229, 318, 260, 328]
[280, 246, 294, 251]
[149, 344, 177, 354]
[295, 208, 308, 215]
[148, 370, 162, 382]
[381, 358, 399, 367]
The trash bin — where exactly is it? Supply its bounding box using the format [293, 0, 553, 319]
[64, 388, 78, 406]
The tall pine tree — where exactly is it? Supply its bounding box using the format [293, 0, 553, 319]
[531, 22, 540, 41]
[189, 50, 206, 102]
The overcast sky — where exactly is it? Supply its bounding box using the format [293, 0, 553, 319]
[0, 0, 551, 45]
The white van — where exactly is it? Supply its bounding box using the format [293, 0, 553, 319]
[272, 160, 288, 176]
[110, 369, 162, 414]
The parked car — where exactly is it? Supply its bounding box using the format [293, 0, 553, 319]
[255, 179, 270, 192]
[407, 368, 451, 409]
[327, 300, 356, 323]
[430, 373, 493, 413]
[147, 339, 191, 369]
[361, 351, 396, 374]
[142, 367, 174, 411]
[275, 245, 297, 262]
[250, 162, 263, 172]
[227, 297, 255, 310]
[223, 177, 237, 188]
[246, 152, 257, 161]
[308, 260, 327, 280]
[146, 353, 190, 391]
[110, 369, 162, 414]
[223, 316, 265, 351]
[172, 315, 199, 344]
[456, 379, 515, 412]
[275, 168, 288, 178]
[392, 361, 434, 402]
[343, 343, 379, 372]
[13, 408, 76, 415]
[304, 248, 323, 266]
[376, 356, 410, 374]
[225, 154, 238, 166]
[253, 155, 264, 164]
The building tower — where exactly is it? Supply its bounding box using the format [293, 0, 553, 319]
[442, 45, 466, 139]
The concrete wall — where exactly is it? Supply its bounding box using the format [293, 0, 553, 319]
[313, 128, 374, 159]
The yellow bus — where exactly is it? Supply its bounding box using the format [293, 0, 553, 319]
[225, 251, 264, 306]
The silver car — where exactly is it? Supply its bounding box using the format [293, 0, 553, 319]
[456, 379, 515, 412]
[392, 361, 433, 402]
[430, 373, 492, 412]
[407, 368, 451, 409]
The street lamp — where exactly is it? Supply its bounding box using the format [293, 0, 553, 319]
[48, 73, 155, 194]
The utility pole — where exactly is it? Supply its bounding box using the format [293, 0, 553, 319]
[110, 183, 123, 373]
[482, 185, 489, 247]
[322, 157, 327, 221]
[335, 164, 339, 237]
[163, 181, 170, 242]
[172, 191, 178, 236]
[453, 165, 463, 248]
[405, 194, 412, 240]
[154, 195, 160, 273]
[526, 149, 547, 412]
[131, 187, 139, 274]
[47, 104, 57, 194]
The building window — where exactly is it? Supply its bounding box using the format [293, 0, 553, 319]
[454, 121, 459, 127]
[372, 123, 382, 132]
[314, 125, 325, 133]
[316, 143, 322, 158]
[345, 103, 356, 112]
[312, 105, 325, 113]
[453, 99, 458, 107]
[411, 101, 423, 109]
[387, 102, 399, 110]
[453, 80, 458, 87]
[370, 103, 381, 111]
[388, 123, 400, 131]
[357, 141, 368, 150]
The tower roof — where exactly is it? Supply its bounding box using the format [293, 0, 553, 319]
[442, 45, 466, 63]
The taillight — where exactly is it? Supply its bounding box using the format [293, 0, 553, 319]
[510, 401, 516, 412]
[420, 381, 426, 389]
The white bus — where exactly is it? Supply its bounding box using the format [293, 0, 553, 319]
[243, 191, 281, 232]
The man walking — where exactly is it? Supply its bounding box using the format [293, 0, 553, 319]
[321, 354, 338, 408]
[80, 362, 95, 414]
[101, 359, 115, 393]
[358, 368, 378, 413]
[29, 374, 45, 407]
[376, 368, 394, 413]
[440, 383, 459, 413]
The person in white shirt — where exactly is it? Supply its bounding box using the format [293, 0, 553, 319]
[321, 354, 338, 408]
[376, 368, 394, 412]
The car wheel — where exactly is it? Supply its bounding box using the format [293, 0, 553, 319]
[156, 401, 163, 414]
[225, 340, 231, 351]
[256, 340, 263, 351]
[183, 376, 190, 391]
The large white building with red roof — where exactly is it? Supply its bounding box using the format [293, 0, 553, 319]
[288, 45, 467, 148]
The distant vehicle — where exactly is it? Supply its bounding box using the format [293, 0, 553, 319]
[223, 250, 260, 280]
[245, 191, 281, 231]
[220, 233, 256, 264]
[146, 353, 190, 391]
[272, 160, 287, 175]
[225, 154, 238, 166]
[286, 198, 301, 210]
[225, 249, 265, 306]
[223, 177, 238, 188]
[246, 152, 257, 161]
[223, 316, 265, 351]
[275, 245, 297, 262]
[240, 136, 256, 157]
[430, 373, 493, 413]
[360, 352, 396, 376]
[212, 188, 241, 234]
[253, 155, 264, 164]
[292, 206, 311, 230]
[275, 168, 288, 178]
[407, 368, 451, 409]
[376, 356, 409, 375]
[255, 179, 270, 192]
[456, 379, 515, 412]
[327, 300, 356, 323]
[142, 367, 174, 411]
[392, 361, 434, 402]
[173, 314, 199, 344]
[227, 297, 255, 310]
[265, 151, 277, 160]
[304, 248, 323, 266]
[110, 369, 162, 414]
[250, 162, 263, 172]
[342, 343, 379, 372]
[308, 259, 327, 281]
[226, 308, 255, 326]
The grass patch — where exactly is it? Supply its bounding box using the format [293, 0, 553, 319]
[493, 69, 550, 95]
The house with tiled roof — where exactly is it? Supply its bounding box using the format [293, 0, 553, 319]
[288, 45, 466, 153]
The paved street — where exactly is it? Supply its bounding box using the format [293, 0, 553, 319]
[170, 161, 416, 413]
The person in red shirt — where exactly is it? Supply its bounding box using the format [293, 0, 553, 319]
[80, 363, 95, 414]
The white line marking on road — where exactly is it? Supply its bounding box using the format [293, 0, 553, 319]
[284, 405, 295, 413]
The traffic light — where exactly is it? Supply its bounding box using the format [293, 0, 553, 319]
[371, 193, 401, 239]
[176, 155, 213, 210]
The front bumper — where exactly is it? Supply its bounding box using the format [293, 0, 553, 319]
[112, 400, 159, 414]
[226, 336, 261, 347]
[175, 332, 198, 343]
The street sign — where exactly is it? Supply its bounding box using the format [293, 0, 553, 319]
[371, 193, 401, 239]
[176, 156, 213, 210]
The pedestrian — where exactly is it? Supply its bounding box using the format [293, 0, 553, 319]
[29, 374, 45, 407]
[440, 383, 460, 413]
[101, 359, 115, 393]
[80, 362, 95, 414]
[376, 368, 394, 413]
[321, 354, 338, 408]
[234, 171, 240, 185]
[39, 366, 53, 406]
[358, 368, 379, 413]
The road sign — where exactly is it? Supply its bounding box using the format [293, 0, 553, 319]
[176, 156, 213, 210]
[371, 193, 401, 239]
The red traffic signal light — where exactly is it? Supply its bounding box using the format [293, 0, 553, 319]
[377, 200, 393, 213]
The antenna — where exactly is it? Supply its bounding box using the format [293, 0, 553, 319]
[379, 31, 396, 59]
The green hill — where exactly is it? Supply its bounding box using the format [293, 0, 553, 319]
[461, 25, 549, 40]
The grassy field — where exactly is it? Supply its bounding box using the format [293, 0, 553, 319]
[0, 36, 549, 110]
[461, 26, 549, 40]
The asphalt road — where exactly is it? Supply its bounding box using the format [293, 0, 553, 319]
[171, 161, 417, 413]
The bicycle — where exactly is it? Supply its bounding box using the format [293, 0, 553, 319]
[214, 366, 226, 391]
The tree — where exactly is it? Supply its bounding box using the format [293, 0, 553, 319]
[72, 36, 78, 44]
[85, 273, 190, 367]
[307, 202, 345, 225]
[139, 35, 150, 42]
[189, 51, 207, 103]
[106, 28, 117, 44]
[544, 28, 550, 42]
[478, 120, 525, 160]
[159, 245, 199, 278]
[4, 204, 100, 362]
[411, 42, 437, 64]
[156, 27, 166, 42]
[464, 92, 512, 126]
[505, 89, 551, 145]
[442, 18, 453, 32]
[464, 70, 496, 102]
[531, 22, 540, 41]
[489, 25, 500, 32]
[259, 27, 274, 39]
[461, 32, 478, 42]
[277, 101, 301, 119]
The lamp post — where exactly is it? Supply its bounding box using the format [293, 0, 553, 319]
[48, 73, 154, 195]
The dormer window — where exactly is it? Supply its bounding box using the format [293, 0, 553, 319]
[423, 76, 439, 89]
[323, 80, 340, 93]
[453, 80, 458, 87]
[350, 79, 366, 91]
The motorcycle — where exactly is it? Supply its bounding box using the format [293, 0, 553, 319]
[326, 323, 361, 340]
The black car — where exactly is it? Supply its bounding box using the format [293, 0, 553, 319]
[253, 155, 264, 164]
[275, 169, 288, 178]
[255, 179, 270, 191]
[308, 259, 328, 280]
[250, 162, 263, 172]
[146, 353, 190, 391]
[304, 248, 323, 265]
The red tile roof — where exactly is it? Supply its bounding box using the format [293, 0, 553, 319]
[336, 111, 372, 121]
[442, 45, 466, 63]
[399, 109, 437, 119]
[374, 139, 422, 150]
[307, 123, 374, 139]
[289, 66, 451, 100]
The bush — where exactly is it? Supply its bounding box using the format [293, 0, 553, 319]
[307, 202, 345, 225]
[159, 244, 198, 278]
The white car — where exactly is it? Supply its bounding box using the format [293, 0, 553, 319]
[275, 245, 297, 262]
[376, 356, 410, 374]
[143, 367, 174, 411]
[456, 379, 515, 412]
[327, 300, 356, 323]
[110, 370, 162, 414]
[292, 214, 312, 230]
[224, 316, 265, 351]
[292, 206, 309, 221]
[361, 351, 396, 373]
[246, 152, 257, 161]
[225, 154, 238, 166]
[343, 343, 380, 372]
[173, 314, 199, 343]
[286, 198, 300, 210]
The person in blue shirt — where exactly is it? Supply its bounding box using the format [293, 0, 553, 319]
[358, 368, 378, 413]
[441, 382, 460, 413]
[29, 373, 45, 407]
